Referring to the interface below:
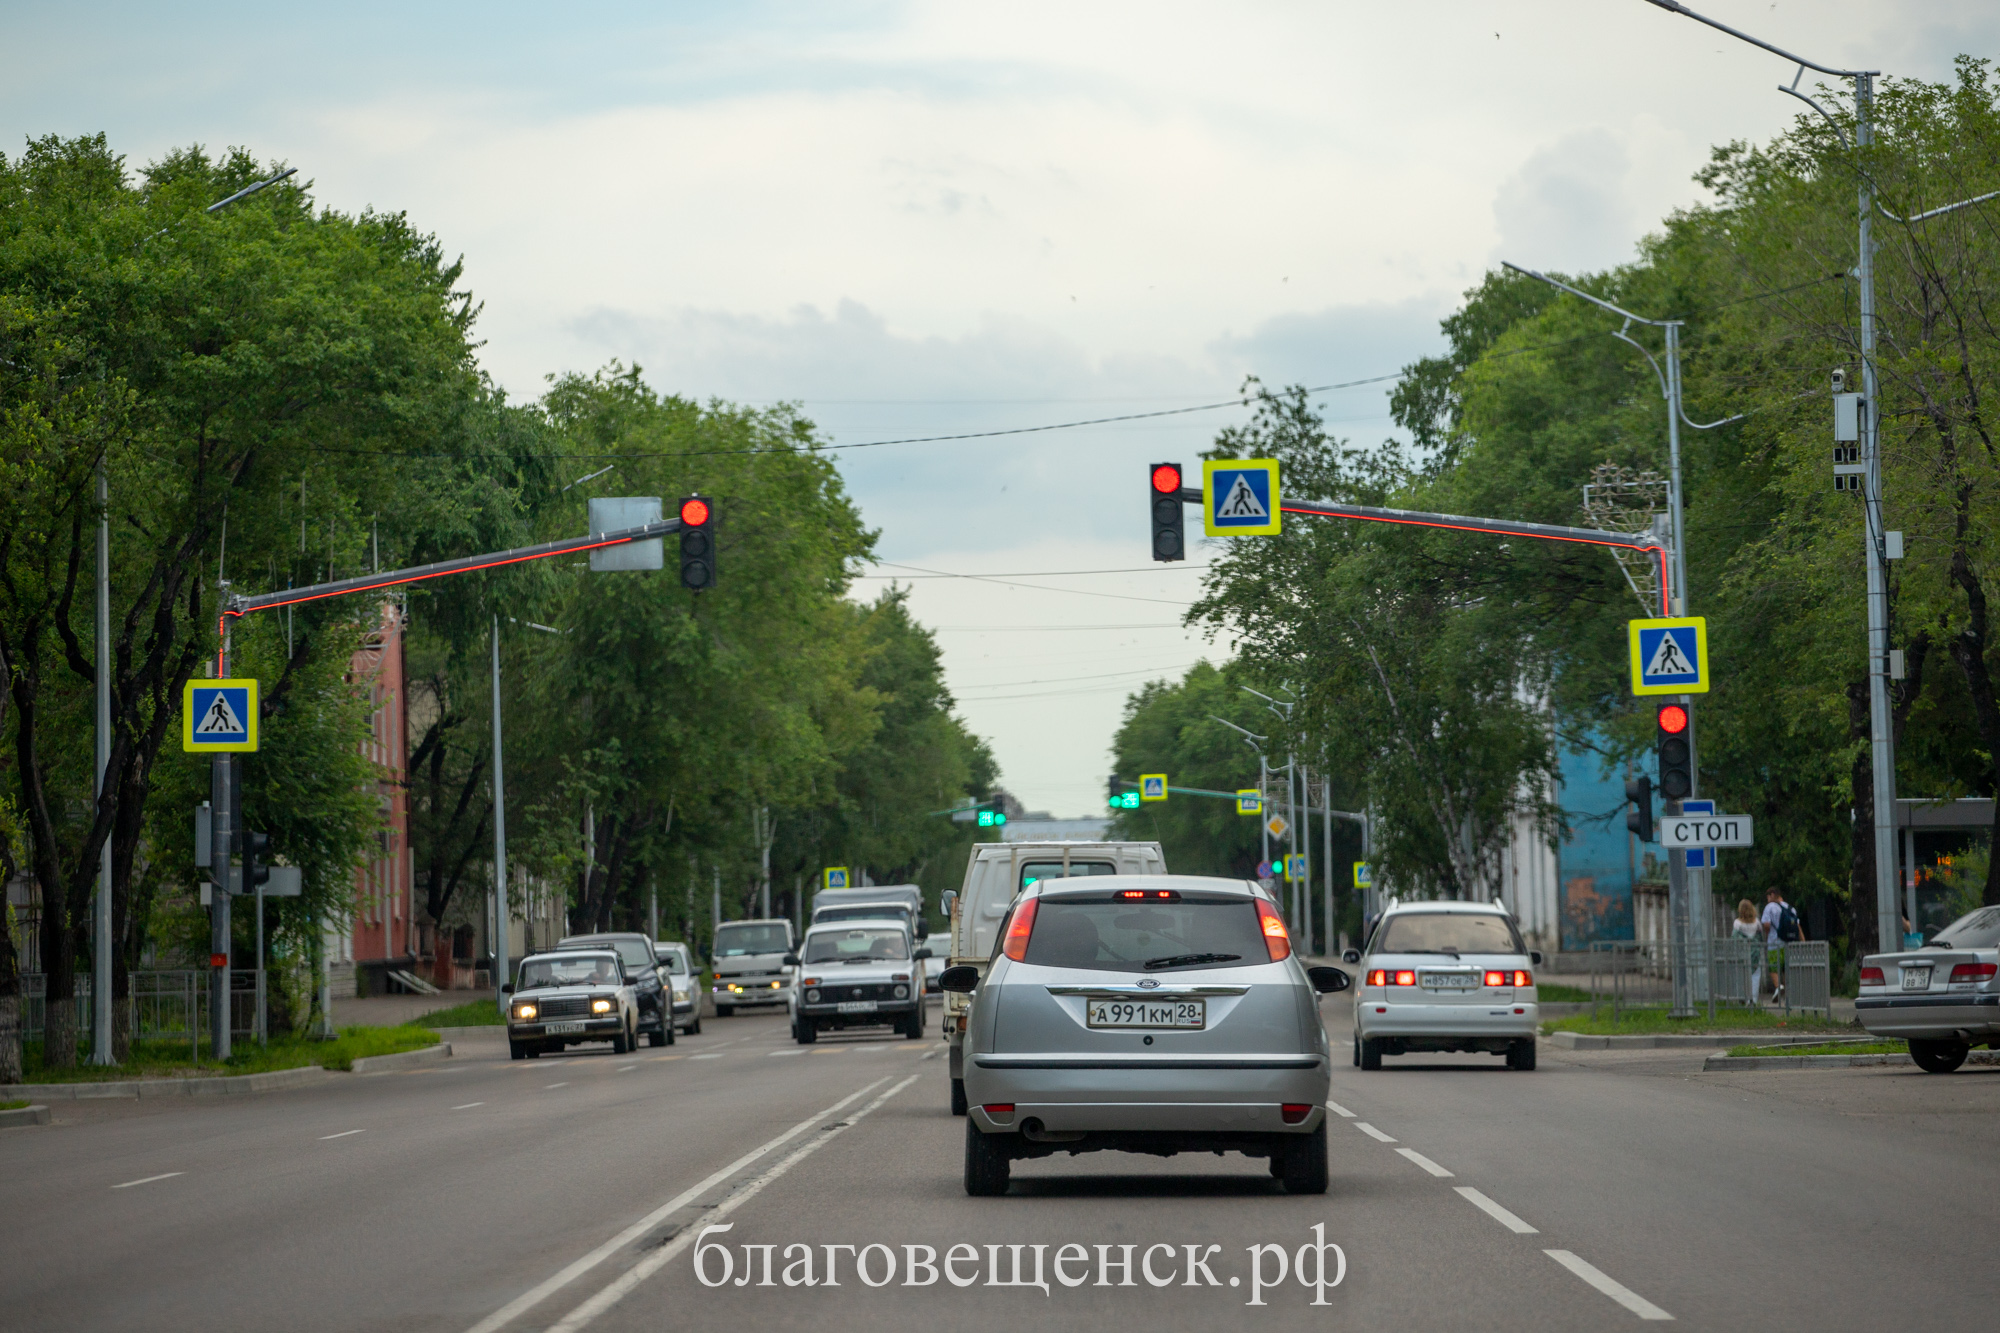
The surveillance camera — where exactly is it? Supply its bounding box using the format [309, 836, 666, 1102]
[1831, 367, 1848, 393]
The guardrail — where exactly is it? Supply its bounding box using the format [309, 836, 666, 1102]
[21, 970, 265, 1057]
[1586, 935, 1827, 1021]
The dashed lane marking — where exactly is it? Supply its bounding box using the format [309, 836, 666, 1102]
[544, 1083, 569, 1089]
[1396, 1148, 1454, 1178]
[1326, 1099, 1355, 1118]
[111, 1172, 183, 1189]
[452, 1103, 485, 1111]
[617, 1065, 637, 1072]
[1355, 1122, 1397, 1143]
[319, 1129, 365, 1140]
[768, 1050, 805, 1057]
[1545, 1250, 1674, 1321]
[1456, 1187, 1538, 1234]
[689, 1054, 726, 1061]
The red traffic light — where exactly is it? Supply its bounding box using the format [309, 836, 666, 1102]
[1656, 703, 1689, 735]
[1151, 463, 1182, 494]
[678, 497, 711, 527]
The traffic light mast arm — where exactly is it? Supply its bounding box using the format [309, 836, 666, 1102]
[1175, 487, 1670, 617]
[1110, 776, 1365, 822]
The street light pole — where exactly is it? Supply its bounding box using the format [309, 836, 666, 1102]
[490, 614, 509, 1014]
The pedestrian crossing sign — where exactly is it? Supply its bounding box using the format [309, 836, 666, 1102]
[183, 678, 259, 752]
[1236, 789, 1262, 815]
[823, 867, 850, 891]
[1202, 459, 1282, 537]
[1628, 617, 1709, 696]
[1139, 774, 1168, 802]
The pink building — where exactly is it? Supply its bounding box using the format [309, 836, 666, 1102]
[328, 602, 414, 995]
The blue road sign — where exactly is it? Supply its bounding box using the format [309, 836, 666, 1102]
[1628, 617, 1709, 695]
[1202, 459, 1281, 536]
[183, 679, 259, 752]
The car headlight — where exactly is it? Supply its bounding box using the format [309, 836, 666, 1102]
[591, 998, 614, 1014]
[672, 987, 688, 1001]
[769, 980, 782, 989]
[513, 1004, 537, 1021]
[806, 988, 821, 1003]
[893, 984, 909, 999]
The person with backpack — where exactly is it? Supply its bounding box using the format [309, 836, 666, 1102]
[1760, 889, 1805, 1003]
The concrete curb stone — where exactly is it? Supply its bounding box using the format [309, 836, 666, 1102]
[1703, 1048, 2000, 1072]
[1549, 1031, 1788, 1050]
[350, 1043, 451, 1075]
[0, 1065, 333, 1101]
[0, 1103, 52, 1126]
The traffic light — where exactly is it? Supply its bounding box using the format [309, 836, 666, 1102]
[976, 804, 1008, 829]
[1655, 703, 1693, 801]
[1149, 463, 1185, 562]
[677, 495, 716, 590]
[243, 830, 271, 893]
[1106, 777, 1140, 810]
[1624, 774, 1654, 843]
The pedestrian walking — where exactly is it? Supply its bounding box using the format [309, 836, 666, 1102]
[1731, 899, 1763, 1005]
[1760, 889, 1804, 1004]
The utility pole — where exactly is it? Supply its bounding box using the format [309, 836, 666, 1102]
[490, 614, 509, 1012]
[92, 464, 112, 1064]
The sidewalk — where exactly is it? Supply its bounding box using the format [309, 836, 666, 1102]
[333, 994, 466, 1028]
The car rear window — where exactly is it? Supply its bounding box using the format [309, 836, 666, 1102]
[1019, 860, 1116, 889]
[1374, 912, 1524, 956]
[1021, 897, 1267, 973]
[1933, 906, 2000, 949]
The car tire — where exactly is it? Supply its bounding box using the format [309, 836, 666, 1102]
[691, 1014, 702, 1034]
[794, 1017, 818, 1045]
[1359, 1037, 1383, 1071]
[1910, 1037, 1969, 1074]
[1352, 1034, 1360, 1068]
[1507, 1039, 1537, 1071]
[903, 1009, 923, 1040]
[1278, 1123, 1329, 1195]
[716, 1005, 734, 1019]
[648, 1028, 667, 1048]
[950, 1077, 968, 1117]
[525, 1045, 541, 1059]
[964, 1120, 1012, 1196]
[509, 1041, 527, 1061]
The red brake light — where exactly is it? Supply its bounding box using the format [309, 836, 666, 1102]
[1859, 966, 1885, 986]
[1150, 463, 1182, 494]
[1366, 969, 1389, 986]
[678, 497, 710, 526]
[1281, 1103, 1312, 1125]
[1393, 970, 1416, 987]
[983, 1104, 1014, 1115]
[1483, 970, 1507, 987]
[1255, 898, 1291, 961]
[1001, 898, 1039, 962]
[1514, 970, 1533, 988]
[1948, 962, 1997, 983]
[1119, 887, 1179, 900]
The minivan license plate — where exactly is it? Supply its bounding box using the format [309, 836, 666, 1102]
[1421, 972, 1477, 990]
[1086, 999, 1205, 1029]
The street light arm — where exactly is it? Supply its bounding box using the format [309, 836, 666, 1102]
[1641, 0, 1872, 78]
[1502, 261, 1669, 329]
[205, 166, 299, 214]
[1777, 71, 1851, 148]
[1878, 188, 2000, 225]
[1208, 715, 1266, 747]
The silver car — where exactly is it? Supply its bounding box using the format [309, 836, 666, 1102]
[788, 920, 932, 1043]
[949, 874, 1350, 1196]
[1346, 900, 1542, 1071]
[1858, 905, 2000, 1072]
[504, 950, 641, 1059]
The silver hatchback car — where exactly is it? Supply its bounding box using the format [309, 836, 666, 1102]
[948, 874, 1350, 1196]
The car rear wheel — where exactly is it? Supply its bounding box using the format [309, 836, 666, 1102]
[1359, 1037, 1383, 1071]
[950, 1078, 967, 1116]
[1507, 1039, 1537, 1071]
[1277, 1123, 1329, 1195]
[964, 1121, 1012, 1196]
[1910, 1037, 1969, 1073]
[1352, 1034, 1359, 1068]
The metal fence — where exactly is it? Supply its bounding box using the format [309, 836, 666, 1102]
[1586, 935, 1829, 1021]
[21, 970, 264, 1052]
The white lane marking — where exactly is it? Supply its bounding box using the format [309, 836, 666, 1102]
[617, 1065, 637, 1072]
[544, 1083, 569, 1089]
[453, 1102, 485, 1111]
[767, 1050, 805, 1057]
[1456, 1186, 1538, 1234]
[1396, 1148, 1454, 1178]
[459, 1078, 888, 1333]
[542, 1073, 922, 1333]
[650, 1055, 683, 1062]
[811, 1048, 846, 1056]
[1355, 1121, 1397, 1143]
[920, 1050, 938, 1061]
[111, 1172, 184, 1189]
[1326, 1099, 1355, 1118]
[1544, 1250, 1674, 1321]
[689, 1054, 725, 1061]
[319, 1129, 365, 1140]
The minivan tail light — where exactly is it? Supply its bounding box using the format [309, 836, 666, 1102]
[1859, 966, 1885, 986]
[1001, 898, 1039, 962]
[1281, 1103, 1312, 1125]
[1514, 970, 1533, 988]
[1255, 898, 1291, 961]
[1393, 970, 1416, 987]
[1483, 971, 1507, 987]
[1366, 969, 1389, 986]
[1118, 889, 1179, 900]
[1948, 962, 1997, 984]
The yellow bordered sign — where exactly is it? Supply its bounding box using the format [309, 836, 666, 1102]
[1202, 459, 1281, 537]
[1139, 774, 1168, 802]
[1628, 617, 1709, 696]
[183, 678, 259, 752]
[1236, 789, 1262, 815]
[823, 866, 850, 891]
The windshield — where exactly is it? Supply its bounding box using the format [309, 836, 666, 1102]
[715, 924, 791, 956]
[518, 954, 622, 990]
[1934, 905, 2000, 949]
[1020, 860, 1116, 889]
[1020, 897, 1265, 973]
[1374, 912, 1524, 956]
[803, 928, 910, 964]
[924, 934, 951, 957]
[565, 937, 654, 970]
[816, 904, 912, 924]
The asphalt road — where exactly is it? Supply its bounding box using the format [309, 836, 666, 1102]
[5, 992, 1998, 1332]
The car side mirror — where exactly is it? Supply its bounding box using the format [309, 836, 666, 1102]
[1530, 950, 1544, 966]
[938, 965, 980, 994]
[781, 953, 800, 967]
[501, 982, 513, 994]
[942, 890, 957, 917]
[913, 947, 933, 960]
[1341, 949, 1361, 965]
[1307, 966, 1351, 995]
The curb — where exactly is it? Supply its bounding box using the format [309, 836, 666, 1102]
[0, 1103, 52, 1127]
[1705, 1048, 2000, 1072]
[1549, 1031, 1782, 1050]
[350, 1043, 451, 1075]
[0, 1065, 333, 1101]
[425, 1025, 508, 1042]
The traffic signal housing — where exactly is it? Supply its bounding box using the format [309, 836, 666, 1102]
[677, 496, 716, 590]
[1624, 775, 1654, 843]
[243, 830, 271, 893]
[1656, 703, 1693, 801]
[1150, 463, 1185, 562]
[1107, 776, 1140, 811]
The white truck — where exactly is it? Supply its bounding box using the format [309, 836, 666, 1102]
[939, 839, 1167, 1115]
[708, 918, 796, 1017]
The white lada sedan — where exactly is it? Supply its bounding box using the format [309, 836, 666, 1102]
[948, 874, 1350, 1197]
[1346, 901, 1541, 1071]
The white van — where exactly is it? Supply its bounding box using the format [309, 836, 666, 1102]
[939, 840, 1166, 1115]
[709, 918, 795, 1016]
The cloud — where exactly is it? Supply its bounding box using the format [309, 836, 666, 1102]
[1491, 129, 1639, 274]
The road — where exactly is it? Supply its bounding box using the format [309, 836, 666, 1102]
[5, 991, 1998, 1331]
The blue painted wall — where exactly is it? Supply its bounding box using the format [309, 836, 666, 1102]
[1557, 739, 1638, 949]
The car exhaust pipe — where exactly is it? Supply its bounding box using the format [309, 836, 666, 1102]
[1020, 1118, 1085, 1143]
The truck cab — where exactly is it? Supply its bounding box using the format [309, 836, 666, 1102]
[709, 918, 796, 1016]
[940, 839, 1167, 1115]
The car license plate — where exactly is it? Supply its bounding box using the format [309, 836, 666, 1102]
[1421, 972, 1477, 990]
[1901, 968, 1931, 991]
[1085, 999, 1206, 1029]
[544, 1021, 585, 1035]
[838, 1001, 877, 1014]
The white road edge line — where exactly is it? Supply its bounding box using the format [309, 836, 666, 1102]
[1325, 1099, 1355, 1118]
[111, 1172, 184, 1189]
[1396, 1148, 1454, 1178]
[459, 1077, 889, 1333]
[1354, 1121, 1396, 1143]
[542, 1072, 923, 1333]
[1544, 1249, 1674, 1321]
[319, 1129, 365, 1140]
[1455, 1186, 1537, 1233]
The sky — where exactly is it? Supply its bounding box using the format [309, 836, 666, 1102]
[10, 0, 1999, 816]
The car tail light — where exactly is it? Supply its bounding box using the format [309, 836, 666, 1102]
[1366, 969, 1389, 986]
[1001, 898, 1039, 962]
[1281, 1103, 1312, 1125]
[1118, 889, 1179, 900]
[1393, 970, 1416, 987]
[1948, 962, 1998, 984]
[1513, 970, 1532, 988]
[983, 1104, 1014, 1115]
[1255, 898, 1291, 961]
[1859, 966, 1885, 986]
[1483, 970, 1507, 987]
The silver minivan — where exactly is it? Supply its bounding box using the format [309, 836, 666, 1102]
[1346, 901, 1542, 1071]
[950, 874, 1348, 1196]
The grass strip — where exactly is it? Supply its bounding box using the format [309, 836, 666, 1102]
[15, 1024, 439, 1082]
[418, 998, 509, 1028]
[0, 1098, 28, 1110]
[1724, 1039, 1906, 1058]
[1545, 1005, 1857, 1037]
